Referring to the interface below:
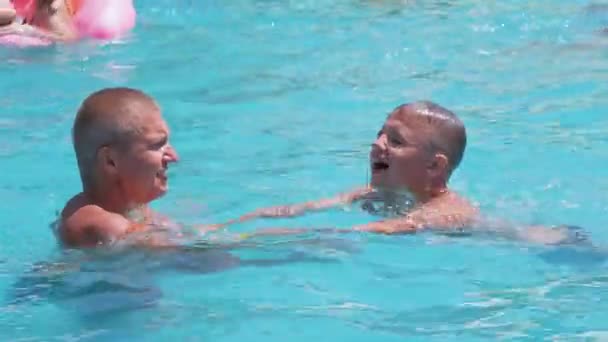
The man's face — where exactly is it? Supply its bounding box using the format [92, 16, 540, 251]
[113, 107, 179, 205]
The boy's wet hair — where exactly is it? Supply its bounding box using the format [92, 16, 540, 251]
[393, 101, 467, 176]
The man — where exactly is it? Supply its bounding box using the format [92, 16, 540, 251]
[58, 87, 180, 248]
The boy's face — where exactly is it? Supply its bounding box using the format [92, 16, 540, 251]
[369, 109, 435, 197]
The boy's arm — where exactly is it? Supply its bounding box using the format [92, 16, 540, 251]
[245, 187, 372, 218]
[353, 219, 419, 234]
[205, 187, 373, 232]
[353, 201, 477, 234]
[354, 209, 580, 245]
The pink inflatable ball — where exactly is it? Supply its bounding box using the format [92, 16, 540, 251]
[73, 0, 136, 40]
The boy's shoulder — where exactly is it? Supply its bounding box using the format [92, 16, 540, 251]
[410, 190, 479, 229]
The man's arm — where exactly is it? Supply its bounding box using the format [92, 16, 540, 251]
[60, 206, 132, 248]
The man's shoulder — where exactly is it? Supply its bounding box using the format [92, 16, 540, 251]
[58, 194, 130, 247]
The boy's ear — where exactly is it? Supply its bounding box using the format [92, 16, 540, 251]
[428, 153, 449, 176]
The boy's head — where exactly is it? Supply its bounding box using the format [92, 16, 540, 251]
[72, 87, 179, 206]
[369, 101, 466, 201]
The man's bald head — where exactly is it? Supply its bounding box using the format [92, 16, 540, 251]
[72, 87, 159, 188]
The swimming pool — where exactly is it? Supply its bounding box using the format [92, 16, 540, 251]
[2, 0, 608, 340]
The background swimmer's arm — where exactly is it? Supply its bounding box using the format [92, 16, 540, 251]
[0, 24, 13, 35]
[21, 24, 67, 40]
[0, 23, 64, 40]
[0, 7, 16, 27]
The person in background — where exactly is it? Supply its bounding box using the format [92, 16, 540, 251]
[0, 0, 77, 42]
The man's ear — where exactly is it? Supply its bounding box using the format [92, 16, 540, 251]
[96, 146, 119, 176]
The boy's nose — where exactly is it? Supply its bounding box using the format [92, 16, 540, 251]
[372, 133, 387, 151]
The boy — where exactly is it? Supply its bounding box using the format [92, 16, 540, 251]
[223, 101, 578, 244]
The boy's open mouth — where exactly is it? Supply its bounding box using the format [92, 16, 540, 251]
[372, 161, 389, 172]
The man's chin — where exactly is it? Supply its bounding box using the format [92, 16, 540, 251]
[147, 187, 168, 202]
[156, 187, 168, 198]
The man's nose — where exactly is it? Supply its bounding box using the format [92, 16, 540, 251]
[164, 144, 179, 162]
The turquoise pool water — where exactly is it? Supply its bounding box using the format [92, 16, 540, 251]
[3, 0, 608, 340]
